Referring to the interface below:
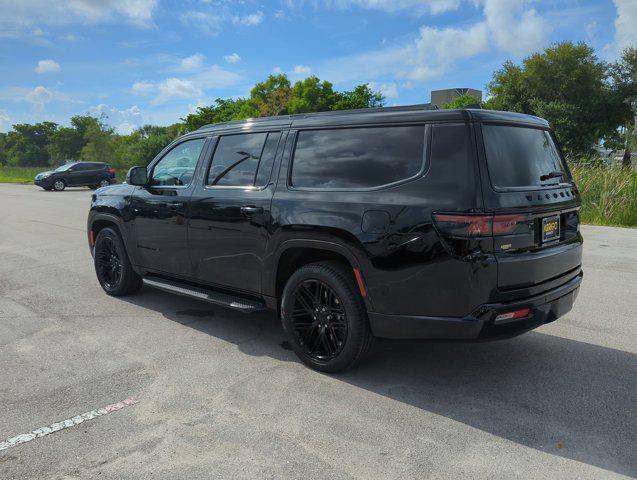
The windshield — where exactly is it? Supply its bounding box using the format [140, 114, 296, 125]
[482, 125, 571, 189]
[54, 163, 75, 172]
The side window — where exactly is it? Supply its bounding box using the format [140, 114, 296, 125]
[151, 138, 206, 187]
[290, 125, 426, 189]
[255, 132, 282, 187]
[207, 132, 267, 187]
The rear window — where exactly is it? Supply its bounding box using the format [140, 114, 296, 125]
[482, 125, 571, 189]
[291, 126, 426, 189]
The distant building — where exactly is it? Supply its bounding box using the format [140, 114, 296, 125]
[431, 88, 482, 107]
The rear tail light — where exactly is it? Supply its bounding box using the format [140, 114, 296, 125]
[432, 214, 492, 237]
[494, 308, 530, 324]
[433, 213, 528, 237]
[108, 168, 116, 174]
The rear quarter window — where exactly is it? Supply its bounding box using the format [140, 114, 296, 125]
[290, 125, 426, 189]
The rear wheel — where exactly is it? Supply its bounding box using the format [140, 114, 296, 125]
[94, 227, 142, 296]
[98, 179, 110, 188]
[281, 261, 373, 372]
[53, 179, 65, 191]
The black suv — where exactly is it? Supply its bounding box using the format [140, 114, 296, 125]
[87, 106, 583, 372]
[35, 162, 116, 191]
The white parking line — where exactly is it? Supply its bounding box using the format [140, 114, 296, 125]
[0, 396, 139, 452]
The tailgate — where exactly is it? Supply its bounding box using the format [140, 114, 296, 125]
[477, 122, 583, 291]
[494, 208, 582, 290]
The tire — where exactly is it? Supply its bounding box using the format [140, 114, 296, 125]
[93, 227, 142, 296]
[281, 261, 373, 373]
[98, 179, 110, 188]
[53, 179, 66, 191]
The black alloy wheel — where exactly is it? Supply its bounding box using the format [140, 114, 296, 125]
[281, 261, 373, 372]
[95, 235, 123, 290]
[290, 279, 348, 361]
[93, 227, 142, 296]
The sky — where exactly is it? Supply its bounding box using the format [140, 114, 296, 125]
[0, 0, 634, 134]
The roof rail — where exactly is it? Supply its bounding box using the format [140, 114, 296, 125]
[196, 103, 440, 131]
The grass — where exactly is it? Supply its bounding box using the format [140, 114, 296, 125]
[2, 164, 636, 227]
[0, 166, 43, 184]
[570, 164, 637, 227]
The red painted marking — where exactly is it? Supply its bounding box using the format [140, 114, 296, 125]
[89, 230, 95, 246]
[353, 268, 367, 297]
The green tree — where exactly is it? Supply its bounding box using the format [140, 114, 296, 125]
[607, 48, 637, 167]
[5, 122, 58, 166]
[0, 133, 8, 166]
[251, 74, 293, 116]
[182, 98, 257, 131]
[80, 118, 115, 163]
[287, 77, 338, 113]
[487, 41, 611, 156]
[442, 94, 484, 109]
[331, 84, 384, 111]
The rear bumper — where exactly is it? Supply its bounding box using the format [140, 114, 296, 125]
[369, 271, 583, 340]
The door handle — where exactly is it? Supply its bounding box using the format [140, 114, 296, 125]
[240, 205, 263, 215]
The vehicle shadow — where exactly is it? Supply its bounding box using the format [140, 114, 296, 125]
[121, 287, 636, 477]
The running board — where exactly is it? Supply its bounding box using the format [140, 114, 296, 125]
[142, 277, 267, 313]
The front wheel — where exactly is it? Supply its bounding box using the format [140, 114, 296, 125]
[93, 227, 142, 296]
[53, 179, 66, 191]
[281, 262, 373, 372]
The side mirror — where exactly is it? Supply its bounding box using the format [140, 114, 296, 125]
[126, 166, 148, 186]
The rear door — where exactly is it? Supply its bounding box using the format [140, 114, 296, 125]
[477, 123, 583, 291]
[187, 130, 284, 294]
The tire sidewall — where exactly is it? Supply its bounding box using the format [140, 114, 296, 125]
[99, 179, 110, 188]
[281, 264, 369, 372]
[53, 179, 65, 191]
[94, 228, 128, 295]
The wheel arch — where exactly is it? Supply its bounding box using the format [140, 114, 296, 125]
[269, 238, 373, 312]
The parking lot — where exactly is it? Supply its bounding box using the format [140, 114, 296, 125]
[0, 183, 635, 479]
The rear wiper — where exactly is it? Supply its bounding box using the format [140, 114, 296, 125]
[540, 171, 564, 181]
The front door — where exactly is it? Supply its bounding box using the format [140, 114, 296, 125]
[188, 131, 285, 294]
[130, 137, 208, 276]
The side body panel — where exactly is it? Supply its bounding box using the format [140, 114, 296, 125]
[267, 120, 493, 318]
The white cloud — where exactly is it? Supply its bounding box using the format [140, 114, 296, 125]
[25, 86, 52, 107]
[35, 59, 60, 73]
[292, 65, 312, 76]
[90, 103, 142, 133]
[272, 66, 283, 74]
[153, 78, 202, 104]
[606, 0, 637, 58]
[224, 53, 241, 64]
[409, 23, 490, 80]
[369, 82, 398, 98]
[131, 81, 155, 95]
[0, 109, 10, 132]
[180, 11, 224, 36]
[306, 0, 547, 86]
[179, 53, 205, 71]
[0, 0, 158, 36]
[284, 0, 460, 15]
[482, 0, 549, 56]
[233, 11, 264, 26]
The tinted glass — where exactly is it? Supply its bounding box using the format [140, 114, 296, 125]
[208, 133, 267, 186]
[430, 123, 473, 173]
[482, 125, 570, 189]
[291, 126, 425, 189]
[151, 138, 205, 186]
[255, 132, 281, 187]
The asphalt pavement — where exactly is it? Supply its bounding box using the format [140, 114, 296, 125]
[0, 183, 635, 479]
